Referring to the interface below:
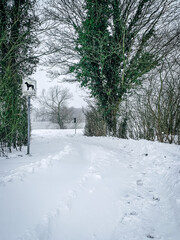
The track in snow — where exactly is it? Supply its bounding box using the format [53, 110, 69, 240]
[0, 129, 180, 240]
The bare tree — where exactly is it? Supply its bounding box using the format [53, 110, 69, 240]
[118, 52, 180, 144]
[146, 57, 180, 144]
[39, 86, 73, 129]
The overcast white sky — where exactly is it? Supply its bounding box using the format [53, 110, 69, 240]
[31, 0, 88, 108]
[32, 68, 87, 108]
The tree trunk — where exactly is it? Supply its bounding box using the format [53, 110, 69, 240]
[105, 107, 118, 136]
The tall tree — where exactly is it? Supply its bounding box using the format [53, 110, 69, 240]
[0, 0, 39, 152]
[45, 0, 179, 136]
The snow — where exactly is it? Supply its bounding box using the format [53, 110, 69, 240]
[0, 129, 180, 240]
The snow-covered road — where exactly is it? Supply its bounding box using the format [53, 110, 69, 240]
[0, 129, 180, 240]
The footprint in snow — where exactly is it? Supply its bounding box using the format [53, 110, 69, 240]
[93, 174, 102, 180]
[153, 196, 160, 201]
[147, 234, 155, 239]
[128, 164, 133, 168]
[136, 179, 143, 186]
[89, 188, 95, 194]
[129, 211, 138, 216]
[92, 233, 97, 239]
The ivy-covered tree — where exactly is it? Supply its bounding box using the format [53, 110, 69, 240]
[0, 0, 39, 153]
[45, 0, 179, 136]
[71, 0, 178, 135]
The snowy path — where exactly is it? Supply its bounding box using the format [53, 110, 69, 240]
[0, 129, 180, 240]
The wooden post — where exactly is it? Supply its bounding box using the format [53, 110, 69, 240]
[74, 118, 77, 134]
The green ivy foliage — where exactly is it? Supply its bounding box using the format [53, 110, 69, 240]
[70, 0, 162, 136]
[0, 0, 39, 153]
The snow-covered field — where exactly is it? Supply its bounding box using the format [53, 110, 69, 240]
[0, 129, 180, 240]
